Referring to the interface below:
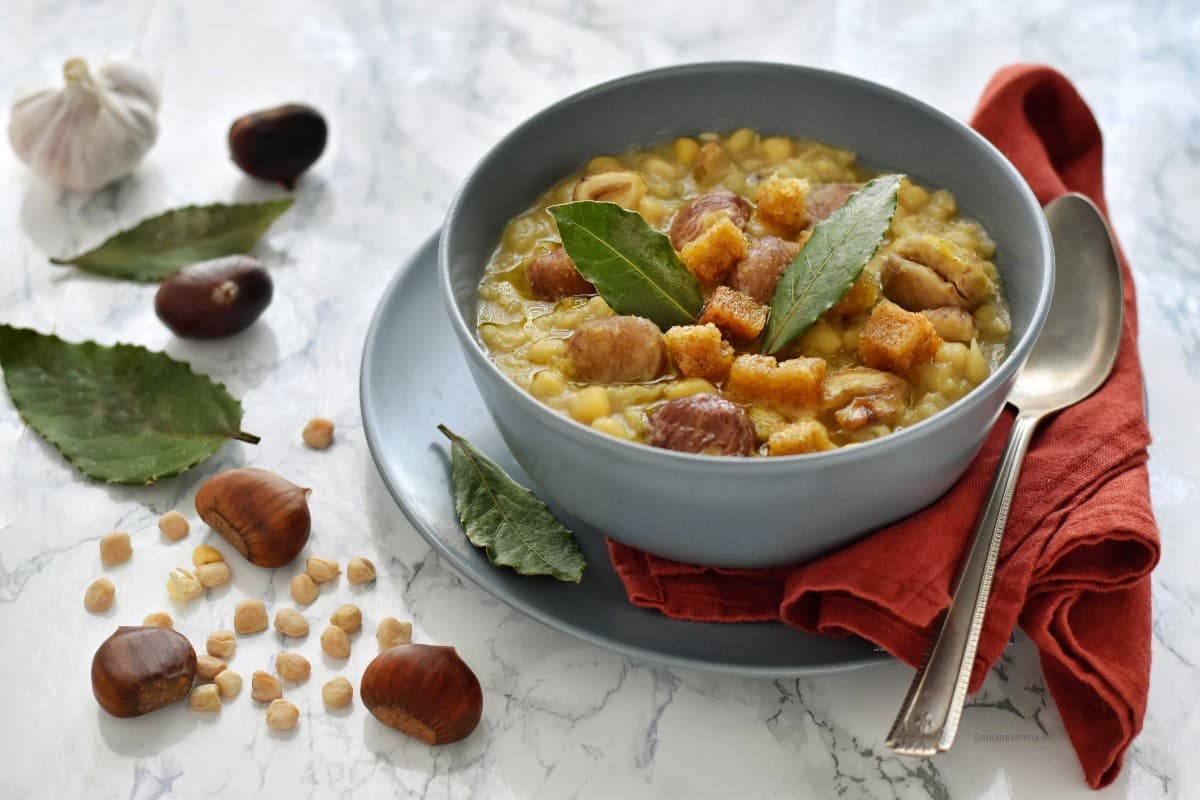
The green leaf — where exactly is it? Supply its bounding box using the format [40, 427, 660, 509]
[0, 325, 259, 485]
[438, 425, 586, 583]
[549, 201, 703, 330]
[762, 175, 903, 354]
[50, 199, 294, 282]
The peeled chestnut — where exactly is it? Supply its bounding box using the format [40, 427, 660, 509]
[229, 103, 327, 189]
[360, 644, 483, 745]
[195, 467, 311, 567]
[92, 626, 198, 718]
[155, 255, 272, 339]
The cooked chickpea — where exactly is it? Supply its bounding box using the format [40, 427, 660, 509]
[196, 654, 227, 680]
[376, 617, 412, 649]
[525, 338, 567, 365]
[142, 611, 173, 628]
[673, 136, 700, 165]
[251, 670, 283, 702]
[214, 669, 243, 698]
[726, 127, 756, 155]
[274, 608, 309, 638]
[663, 377, 719, 400]
[586, 156, 622, 173]
[965, 340, 989, 385]
[188, 684, 221, 712]
[266, 699, 299, 731]
[196, 561, 231, 589]
[330, 604, 362, 634]
[302, 417, 335, 449]
[761, 136, 794, 163]
[275, 652, 311, 682]
[84, 577, 115, 613]
[567, 386, 610, 425]
[290, 574, 319, 605]
[306, 557, 340, 584]
[320, 624, 351, 659]
[530, 369, 566, 399]
[322, 677, 353, 710]
[234, 599, 269, 635]
[591, 416, 630, 440]
[207, 630, 237, 659]
[99, 532, 132, 566]
[346, 557, 376, 585]
[191, 544, 223, 566]
[158, 510, 189, 541]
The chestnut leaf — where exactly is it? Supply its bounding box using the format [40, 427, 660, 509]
[762, 175, 902, 354]
[438, 425, 586, 583]
[0, 325, 259, 485]
[50, 199, 293, 282]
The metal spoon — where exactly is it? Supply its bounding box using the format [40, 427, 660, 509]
[885, 193, 1125, 755]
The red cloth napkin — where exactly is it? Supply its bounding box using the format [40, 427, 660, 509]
[608, 65, 1158, 790]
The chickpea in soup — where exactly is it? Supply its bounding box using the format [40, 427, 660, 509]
[476, 128, 1011, 456]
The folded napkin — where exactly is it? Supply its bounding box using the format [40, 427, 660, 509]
[607, 65, 1159, 790]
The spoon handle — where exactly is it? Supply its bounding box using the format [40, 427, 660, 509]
[886, 411, 1041, 755]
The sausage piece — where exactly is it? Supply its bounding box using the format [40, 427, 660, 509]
[668, 190, 752, 250]
[525, 248, 595, 301]
[805, 182, 861, 224]
[568, 316, 665, 383]
[729, 236, 801, 304]
[647, 394, 756, 456]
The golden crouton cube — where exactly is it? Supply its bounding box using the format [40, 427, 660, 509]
[663, 323, 735, 384]
[678, 216, 748, 285]
[755, 175, 809, 236]
[859, 301, 943, 375]
[698, 285, 768, 344]
[767, 419, 835, 456]
[724, 354, 826, 414]
[827, 274, 880, 319]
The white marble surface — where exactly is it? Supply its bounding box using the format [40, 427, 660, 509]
[1, 1, 1196, 798]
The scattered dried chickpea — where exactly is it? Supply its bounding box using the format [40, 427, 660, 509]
[376, 617, 412, 649]
[322, 677, 353, 709]
[302, 417, 335, 449]
[158, 510, 190, 541]
[207, 630, 237, 659]
[234, 599, 269, 634]
[142, 611, 173, 628]
[166, 567, 203, 602]
[99, 532, 132, 566]
[330, 604, 362, 634]
[189, 684, 221, 711]
[290, 574, 319, 605]
[214, 669, 243, 698]
[275, 652, 311, 682]
[192, 544, 224, 566]
[251, 670, 283, 702]
[84, 577, 116, 613]
[320, 624, 351, 659]
[196, 654, 228, 680]
[196, 561, 232, 589]
[306, 557, 340, 584]
[274, 608, 310, 638]
[266, 699, 299, 731]
[346, 557, 376, 585]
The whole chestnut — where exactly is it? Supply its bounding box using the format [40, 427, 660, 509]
[195, 467, 311, 567]
[155, 255, 272, 339]
[360, 644, 483, 745]
[92, 626, 198, 717]
[229, 103, 327, 189]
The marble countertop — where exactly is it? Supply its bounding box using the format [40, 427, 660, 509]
[1, 1, 1197, 798]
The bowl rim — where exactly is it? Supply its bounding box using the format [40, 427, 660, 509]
[439, 60, 1054, 472]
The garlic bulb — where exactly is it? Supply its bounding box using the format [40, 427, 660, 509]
[8, 56, 160, 193]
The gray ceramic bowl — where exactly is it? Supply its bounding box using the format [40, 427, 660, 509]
[440, 62, 1053, 568]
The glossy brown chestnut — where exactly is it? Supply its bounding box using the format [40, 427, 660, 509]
[360, 644, 483, 745]
[195, 467, 311, 567]
[91, 626, 198, 718]
[155, 255, 273, 339]
[229, 103, 327, 189]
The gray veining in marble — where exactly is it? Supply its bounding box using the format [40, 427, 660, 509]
[1, 1, 1197, 798]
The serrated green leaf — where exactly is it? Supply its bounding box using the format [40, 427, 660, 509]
[0, 325, 259, 485]
[549, 201, 703, 330]
[50, 199, 294, 282]
[439, 425, 586, 583]
[762, 175, 903, 354]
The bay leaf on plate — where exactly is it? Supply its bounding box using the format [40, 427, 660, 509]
[50, 199, 293, 282]
[762, 175, 902, 354]
[0, 324, 259, 485]
[549, 200, 703, 330]
[439, 424, 586, 583]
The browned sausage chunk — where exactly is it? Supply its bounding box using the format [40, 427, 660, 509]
[729, 236, 801, 303]
[668, 190, 752, 250]
[647, 394, 756, 456]
[525, 248, 596, 301]
[805, 182, 861, 224]
[568, 316, 665, 383]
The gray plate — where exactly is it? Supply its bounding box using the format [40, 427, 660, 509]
[360, 232, 889, 677]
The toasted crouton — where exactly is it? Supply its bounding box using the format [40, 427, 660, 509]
[767, 419, 835, 456]
[678, 216, 749, 285]
[724, 354, 826, 415]
[698, 285, 768, 344]
[663, 323, 735, 384]
[755, 175, 809, 236]
[827, 274, 880, 319]
[859, 301, 942, 375]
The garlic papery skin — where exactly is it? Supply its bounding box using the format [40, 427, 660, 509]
[8, 56, 160, 193]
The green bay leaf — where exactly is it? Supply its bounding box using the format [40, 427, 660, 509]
[549, 200, 703, 330]
[439, 425, 586, 583]
[763, 175, 903, 354]
[0, 325, 259, 485]
[50, 199, 294, 282]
